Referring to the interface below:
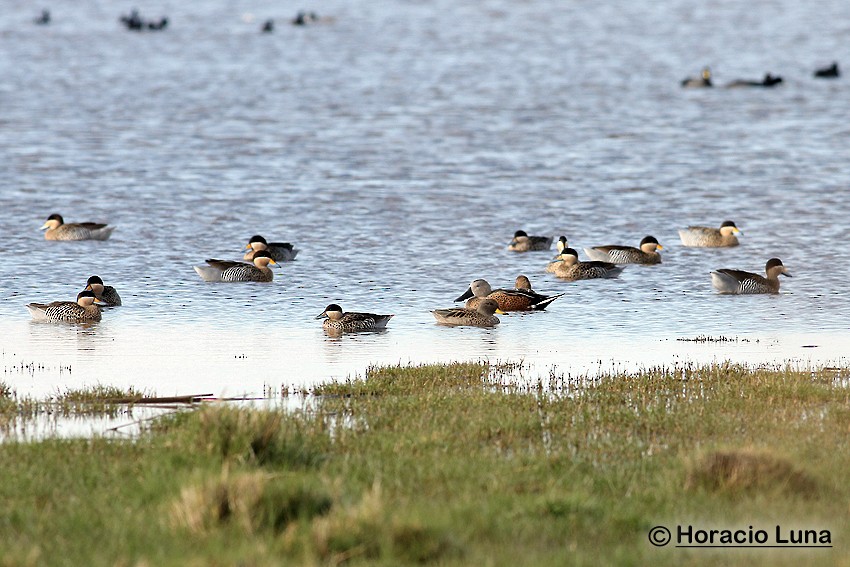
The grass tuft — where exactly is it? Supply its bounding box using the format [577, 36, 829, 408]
[186, 406, 329, 468]
[686, 449, 819, 497]
[170, 468, 332, 535]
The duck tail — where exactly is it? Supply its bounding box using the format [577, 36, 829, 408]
[530, 293, 566, 310]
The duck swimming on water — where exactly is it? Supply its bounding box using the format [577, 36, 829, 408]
[26, 290, 104, 323]
[41, 214, 115, 241]
[455, 278, 564, 311]
[194, 250, 278, 282]
[711, 258, 791, 294]
[316, 304, 394, 333]
[432, 299, 503, 328]
[84, 275, 122, 306]
[244, 235, 298, 262]
[552, 248, 624, 281]
[584, 236, 662, 265]
[508, 230, 553, 252]
[681, 67, 712, 88]
[678, 220, 741, 247]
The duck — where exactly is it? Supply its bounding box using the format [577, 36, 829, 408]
[681, 67, 712, 88]
[84, 275, 122, 306]
[554, 235, 568, 254]
[678, 220, 741, 247]
[41, 214, 115, 241]
[292, 11, 320, 26]
[726, 73, 783, 88]
[34, 9, 50, 25]
[261, 19, 274, 33]
[244, 234, 298, 262]
[584, 236, 662, 264]
[455, 278, 565, 311]
[508, 230, 553, 252]
[814, 62, 840, 78]
[514, 275, 533, 290]
[711, 258, 791, 294]
[316, 304, 394, 333]
[432, 299, 503, 327]
[552, 248, 625, 281]
[546, 236, 571, 272]
[194, 250, 277, 282]
[26, 290, 104, 323]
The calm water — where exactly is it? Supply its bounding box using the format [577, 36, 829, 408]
[1, 0, 849, 411]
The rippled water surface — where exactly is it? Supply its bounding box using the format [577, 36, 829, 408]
[2, 0, 849, 404]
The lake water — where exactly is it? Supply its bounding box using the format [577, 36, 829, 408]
[1, 0, 849, 418]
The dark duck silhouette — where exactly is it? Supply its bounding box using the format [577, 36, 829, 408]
[814, 62, 840, 78]
[726, 73, 783, 88]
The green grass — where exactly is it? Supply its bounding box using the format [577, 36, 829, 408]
[1, 362, 849, 566]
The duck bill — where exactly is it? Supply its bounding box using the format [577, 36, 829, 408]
[656, 244, 664, 250]
[40, 223, 50, 230]
[782, 272, 792, 277]
[495, 308, 507, 314]
[315, 311, 328, 319]
[455, 287, 474, 302]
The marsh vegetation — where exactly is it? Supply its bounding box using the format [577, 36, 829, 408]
[1, 362, 848, 565]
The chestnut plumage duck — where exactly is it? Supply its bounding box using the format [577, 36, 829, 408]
[678, 221, 741, 247]
[432, 299, 503, 327]
[584, 236, 662, 265]
[711, 258, 791, 294]
[26, 290, 104, 323]
[455, 278, 564, 311]
[84, 275, 122, 306]
[553, 248, 624, 281]
[194, 250, 277, 282]
[41, 214, 115, 241]
[316, 304, 394, 333]
[508, 230, 553, 252]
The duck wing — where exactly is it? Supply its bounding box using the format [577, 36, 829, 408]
[204, 259, 246, 270]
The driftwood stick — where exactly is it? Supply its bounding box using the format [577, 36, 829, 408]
[103, 393, 213, 405]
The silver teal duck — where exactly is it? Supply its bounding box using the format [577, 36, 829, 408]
[553, 248, 625, 281]
[584, 236, 662, 265]
[455, 278, 565, 311]
[711, 258, 791, 294]
[316, 304, 394, 333]
[84, 275, 122, 306]
[546, 236, 571, 272]
[244, 234, 298, 262]
[26, 290, 104, 322]
[194, 250, 277, 282]
[681, 67, 712, 88]
[508, 230, 553, 252]
[41, 213, 115, 241]
[432, 298, 503, 327]
[679, 221, 741, 247]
